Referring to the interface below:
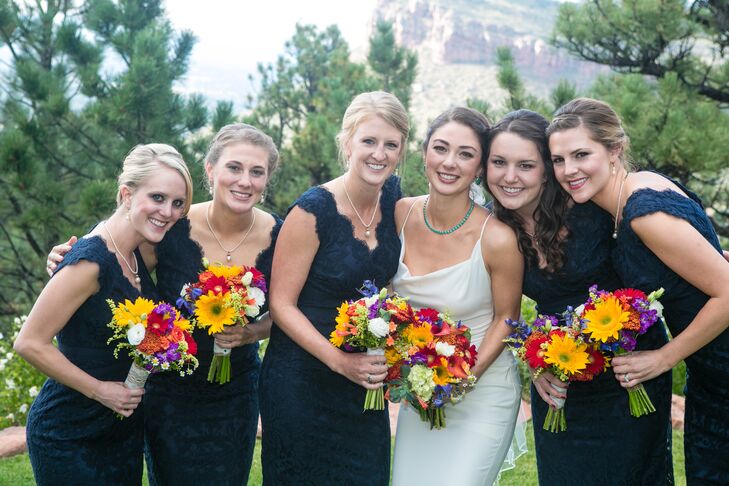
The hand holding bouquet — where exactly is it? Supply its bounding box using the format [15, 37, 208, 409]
[329, 280, 413, 410]
[577, 286, 665, 417]
[107, 297, 199, 394]
[177, 261, 267, 384]
[385, 308, 478, 429]
[505, 313, 606, 432]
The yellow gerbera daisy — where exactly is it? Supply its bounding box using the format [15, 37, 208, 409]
[111, 297, 155, 327]
[208, 264, 242, 279]
[194, 291, 236, 334]
[583, 297, 630, 342]
[544, 334, 589, 375]
[405, 324, 434, 348]
[432, 357, 451, 385]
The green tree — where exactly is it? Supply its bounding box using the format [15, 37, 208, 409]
[0, 0, 208, 316]
[553, 0, 729, 106]
[367, 19, 418, 109]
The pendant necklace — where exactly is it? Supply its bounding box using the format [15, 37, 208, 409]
[612, 172, 630, 239]
[343, 178, 380, 237]
[103, 222, 140, 285]
[206, 204, 256, 262]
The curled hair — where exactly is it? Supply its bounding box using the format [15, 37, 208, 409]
[336, 91, 410, 166]
[484, 110, 570, 273]
[547, 97, 634, 170]
[205, 123, 280, 186]
[116, 143, 193, 215]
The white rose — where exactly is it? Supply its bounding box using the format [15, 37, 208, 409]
[242, 271, 253, 286]
[435, 341, 456, 357]
[28, 386, 39, 398]
[245, 304, 261, 317]
[248, 287, 266, 307]
[127, 323, 146, 345]
[574, 304, 585, 315]
[368, 317, 389, 338]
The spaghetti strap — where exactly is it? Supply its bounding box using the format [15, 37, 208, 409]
[399, 198, 422, 236]
[479, 213, 492, 241]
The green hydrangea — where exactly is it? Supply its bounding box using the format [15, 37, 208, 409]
[407, 364, 435, 402]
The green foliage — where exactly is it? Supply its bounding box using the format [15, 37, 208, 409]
[367, 20, 418, 109]
[0, 316, 47, 428]
[0, 0, 210, 315]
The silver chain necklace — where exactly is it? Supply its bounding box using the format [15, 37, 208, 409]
[205, 204, 256, 262]
[342, 177, 380, 237]
[103, 222, 140, 285]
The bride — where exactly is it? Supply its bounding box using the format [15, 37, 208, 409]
[391, 107, 526, 486]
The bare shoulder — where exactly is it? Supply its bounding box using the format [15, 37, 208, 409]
[186, 202, 208, 225]
[483, 211, 518, 249]
[52, 258, 101, 295]
[628, 171, 686, 197]
[395, 196, 424, 230]
[254, 207, 278, 233]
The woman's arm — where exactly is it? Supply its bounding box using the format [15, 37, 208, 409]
[14, 262, 144, 416]
[269, 206, 386, 389]
[474, 218, 524, 378]
[612, 212, 729, 387]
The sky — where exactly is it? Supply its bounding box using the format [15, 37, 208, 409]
[164, 0, 379, 105]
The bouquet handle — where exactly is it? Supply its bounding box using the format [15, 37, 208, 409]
[209, 341, 232, 384]
[124, 362, 151, 389]
[543, 380, 568, 433]
[364, 348, 385, 411]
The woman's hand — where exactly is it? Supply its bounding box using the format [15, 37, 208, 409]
[46, 236, 77, 276]
[533, 369, 568, 408]
[332, 351, 388, 390]
[611, 350, 672, 389]
[214, 325, 259, 349]
[93, 381, 144, 417]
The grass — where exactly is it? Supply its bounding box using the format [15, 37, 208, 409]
[0, 423, 687, 486]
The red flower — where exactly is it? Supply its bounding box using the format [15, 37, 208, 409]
[447, 355, 470, 379]
[386, 363, 402, 382]
[461, 343, 478, 367]
[202, 275, 228, 295]
[524, 332, 548, 369]
[147, 312, 171, 336]
[614, 288, 647, 302]
[572, 347, 608, 382]
[183, 331, 197, 356]
[416, 308, 440, 323]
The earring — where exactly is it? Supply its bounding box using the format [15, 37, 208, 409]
[474, 176, 482, 185]
[208, 180, 214, 196]
[260, 191, 266, 204]
[611, 161, 616, 175]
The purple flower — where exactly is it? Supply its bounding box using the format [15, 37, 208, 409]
[619, 332, 637, 352]
[639, 310, 658, 334]
[358, 280, 379, 298]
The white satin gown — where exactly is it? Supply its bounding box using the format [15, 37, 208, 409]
[391, 211, 526, 486]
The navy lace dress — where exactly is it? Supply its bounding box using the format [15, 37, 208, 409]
[26, 236, 154, 486]
[259, 177, 401, 486]
[144, 216, 281, 486]
[614, 182, 729, 484]
[523, 202, 673, 485]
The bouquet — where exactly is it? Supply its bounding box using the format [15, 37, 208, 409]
[576, 286, 665, 417]
[177, 261, 267, 384]
[107, 297, 199, 393]
[504, 313, 607, 432]
[329, 281, 413, 410]
[385, 307, 478, 429]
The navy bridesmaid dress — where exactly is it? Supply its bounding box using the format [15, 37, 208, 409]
[26, 236, 153, 485]
[524, 202, 673, 485]
[144, 216, 281, 486]
[259, 176, 401, 486]
[614, 180, 729, 485]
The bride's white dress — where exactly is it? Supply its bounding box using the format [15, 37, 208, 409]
[391, 213, 526, 486]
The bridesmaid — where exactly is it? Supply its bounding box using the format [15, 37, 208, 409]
[259, 91, 409, 485]
[143, 124, 282, 485]
[15, 144, 192, 485]
[390, 107, 525, 486]
[484, 110, 673, 484]
[548, 97, 729, 484]
[45, 124, 282, 485]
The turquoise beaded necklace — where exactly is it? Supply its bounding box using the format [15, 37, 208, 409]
[422, 196, 475, 235]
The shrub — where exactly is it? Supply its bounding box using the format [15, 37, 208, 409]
[0, 315, 47, 428]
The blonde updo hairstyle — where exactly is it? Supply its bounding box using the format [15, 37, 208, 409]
[204, 124, 280, 189]
[335, 91, 410, 167]
[116, 143, 193, 215]
[547, 97, 635, 171]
